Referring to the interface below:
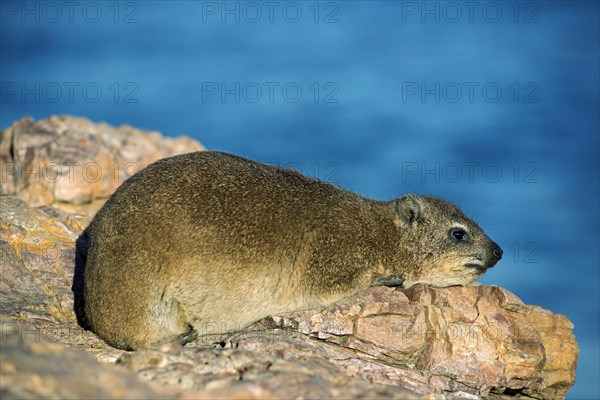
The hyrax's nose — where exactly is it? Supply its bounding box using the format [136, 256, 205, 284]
[492, 243, 503, 260]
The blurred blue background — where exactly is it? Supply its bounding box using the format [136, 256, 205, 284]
[1, 1, 598, 398]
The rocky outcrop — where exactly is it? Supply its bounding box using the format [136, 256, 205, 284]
[276, 285, 578, 399]
[0, 115, 203, 215]
[0, 116, 578, 399]
[0, 317, 178, 399]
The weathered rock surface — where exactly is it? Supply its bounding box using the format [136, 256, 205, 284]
[117, 335, 427, 400]
[275, 285, 578, 399]
[0, 115, 203, 215]
[0, 116, 578, 399]
[0, 317, 178, 399]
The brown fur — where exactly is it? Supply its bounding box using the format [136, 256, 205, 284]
[83, 151, 502, 350]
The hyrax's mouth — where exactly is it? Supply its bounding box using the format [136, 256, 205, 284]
[464, 256, 500, 272]
[463, 253, 497, 272]
[464, 261, 488, 273]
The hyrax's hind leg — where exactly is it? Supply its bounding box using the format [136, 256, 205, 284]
[176, 325, 198, 345]
[92, 288, 192, 350]
[140, 290, 195, 347]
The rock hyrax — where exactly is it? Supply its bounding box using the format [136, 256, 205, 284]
[83, 151, 502, 350]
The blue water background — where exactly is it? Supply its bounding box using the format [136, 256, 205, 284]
[1, 1, 598, 398]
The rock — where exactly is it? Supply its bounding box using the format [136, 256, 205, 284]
[0, 194, 121, 361]
[0, 317, 178, 399]
[116, 334, 427, 399]
[271, 284, 578, 399]
[0, 115, 578, 399]
[0, 115, 203, 215]
[0, 195, 80, 325]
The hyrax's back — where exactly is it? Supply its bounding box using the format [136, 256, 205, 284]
[84, 151, 377, 350]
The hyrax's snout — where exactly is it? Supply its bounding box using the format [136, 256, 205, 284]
[486, 242, 503, 268]
[492, 243, 503, 261]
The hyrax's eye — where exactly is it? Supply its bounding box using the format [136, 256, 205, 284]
[450, 228, 469, 242]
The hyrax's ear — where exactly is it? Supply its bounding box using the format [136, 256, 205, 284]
[396, 195, 423, 225]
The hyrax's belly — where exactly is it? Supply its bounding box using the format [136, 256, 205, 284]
[170, 255, 307, 334]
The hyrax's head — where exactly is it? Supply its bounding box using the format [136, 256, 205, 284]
[393, 194, 502, 288]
